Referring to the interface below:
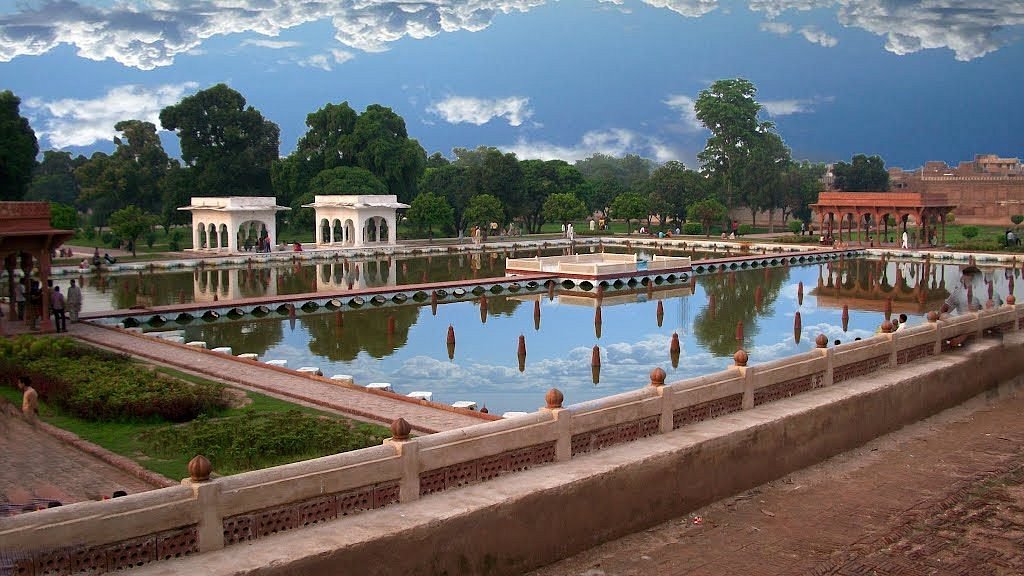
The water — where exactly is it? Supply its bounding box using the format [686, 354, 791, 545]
[133, 258, 1017, 414]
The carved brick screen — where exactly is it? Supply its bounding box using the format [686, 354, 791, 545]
[673, 393, 743, 429]
[222, 481, 399, 547]
[897, 343, 935, 365]
[419, 441, 557, 496]
[940, 334, 975, 353]
[754, 371, 826, 406]
[8, 525, 198, 575]
[571, 415, 661, 457]
[832, 354, 891, 385]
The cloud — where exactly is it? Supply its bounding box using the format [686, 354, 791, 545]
[24, 82, 198, 148]
[428, 96, 533, 127]
[799, 25, 838, 47]
[641, 0, 720, 18]
[503, 128, 677, 163]
[663, 94, 703, 132]
[759, 21, 793, 35]
[761, 98, 814, 116]
[296, 48, 354, 71]
[241, 38, 301, 49]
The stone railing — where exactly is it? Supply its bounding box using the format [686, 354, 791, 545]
[5, 301, 1021, 574]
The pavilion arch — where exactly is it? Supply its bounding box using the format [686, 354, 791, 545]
[303, 195, 408, 248]
[180, 197, 289, 253]
[811, 192, 955, 247]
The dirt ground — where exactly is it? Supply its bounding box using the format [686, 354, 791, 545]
[530, 386, 1024, 576]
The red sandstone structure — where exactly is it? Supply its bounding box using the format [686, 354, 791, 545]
[888, 154, 1024, 225]
[810, 191, 956, 246]
[1, 202, 73, 332]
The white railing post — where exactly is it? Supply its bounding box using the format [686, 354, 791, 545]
[383, 418, 420, 503]
[543, 389, 572, 461]
[183, 455, 224, 553]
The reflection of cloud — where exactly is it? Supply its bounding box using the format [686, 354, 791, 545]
[24, 82, 198, 148]
[799, 25, 838, 47]
[504, 128, 676, 163]
[663, 94, 703, 132]
[428, 96, 533, 127]
[0, 0, 1018, 69]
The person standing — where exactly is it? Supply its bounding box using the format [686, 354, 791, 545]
[26, 281, 41, 330]
[17, 376, 37, 419]
[14, 278, 25, 320]
[67, 279, 82, 323]
[50, 285, 66, 333]
[901, 230, 909, 250]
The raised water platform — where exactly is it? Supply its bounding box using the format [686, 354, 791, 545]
[505, 252, 691, 279]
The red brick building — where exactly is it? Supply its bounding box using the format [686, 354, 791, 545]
[887, 154, 1024, 225]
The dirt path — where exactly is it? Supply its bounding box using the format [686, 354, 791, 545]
[68, 323, 488, 433]
[530, 388, 1024, 576]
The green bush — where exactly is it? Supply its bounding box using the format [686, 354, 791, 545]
[168, 229, 182, 251]
[100, 231, 113, 245]
[682, 222, 703, 235]
[143, 410, 390, 474]
[738, 224, 753, 235]
[1, 336, 226, 422]
[83, 226, 97, 240]
[788, 221, 803, 234]
[145, 230, 157, 249]
[960, 226, 979, 240]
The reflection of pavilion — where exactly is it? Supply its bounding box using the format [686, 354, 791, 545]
[314, 260, 398, 291]
[180, 197, 290, 253]
[302, 195, 408, 247]
[510, 285, 694, 308]
[810, 260, 950, 313]
[193, 267, 282, 302]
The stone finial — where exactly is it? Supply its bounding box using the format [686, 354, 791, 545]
[815, 334, 828, 348]
[1008, 294, 1017, 306]
[649, 367, 666, 387]
[927, 311, 940, 322]
[479, 405, 489, 414]
[545, 388, 564, 409]
[188, 455, 212, 482]
[390, 417, 412, 441]
[880, 319, 894, 333]
[733, 349, 749, 367]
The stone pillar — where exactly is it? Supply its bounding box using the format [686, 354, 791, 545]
[38, 248, 53, 333]
[383, 418, 420, 503]
[4, 254, 16, 319]
[183, 455, 224, 553]
[354, 216, 365, 248]
[193, 224, 201, 252]
[227, 218, 238, 253]
[388, 215, 398, 245]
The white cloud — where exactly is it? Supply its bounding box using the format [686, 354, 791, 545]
[504, 128, 661, 162]
[641, 0, 720, 18]
[761, 98, 814, 116]
[241, 38, 301, 49]
[663, 94, 703, 132]
[24, 82, 198, 148]
[799, 25, 838, 47]
[297, 48, 354, 71]
[428, 96, 533, 127]
[759, 21, 793, 35]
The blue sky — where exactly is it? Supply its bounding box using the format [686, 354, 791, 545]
[2, 0, 1022, 170]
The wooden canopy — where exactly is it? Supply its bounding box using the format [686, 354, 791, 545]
[1, 202, 75, 332]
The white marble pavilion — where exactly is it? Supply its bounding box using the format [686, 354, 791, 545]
[179, 197, 290, 253]
[301, 195, 408, 247]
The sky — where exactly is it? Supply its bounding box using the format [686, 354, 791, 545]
[1, 0, 1022, 170]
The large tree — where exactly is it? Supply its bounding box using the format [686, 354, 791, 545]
[694, 78, 770, 210]
[160, 83, 280, 197]
[418, 164, 472, 234]
[519, 159, 585, 233]
[689, 198, 727, 237]
[610, 191, 649, 234]
[109, 205, 158, 256]
[26, 151, 86, 205]
[290, 167, 388, 230]
[463, 193, 504, 237]
[348, 104, 426, 203]
[832, 154, 890, 191]
[574, 153, 652, 189]
[737, 131, 791, 231]
[542, 192, 587, 228]
[406, 192, 453, 238]
[646, 161, 704, 227]
[781, 161, 826, 224]
[453, 146, 523, 216]
[0, 90, 38, 201]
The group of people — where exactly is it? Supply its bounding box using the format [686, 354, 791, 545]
[10, 277, 82, 332]
[243, 236, 273, 252]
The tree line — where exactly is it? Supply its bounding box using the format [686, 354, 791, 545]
[0, 79, 891, 246]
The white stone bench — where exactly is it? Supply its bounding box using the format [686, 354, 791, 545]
[237, 353, 258, 361]
[297, 366, 323, 376]
[451, 401, 477, 410]
[366, 382, 393, 392]
[265, 359, 288, 367]
[330, 374, 354, 385]
[211, 347, 233, 355]
[408, 391, 433, 402]
[185, 341, 207, 348]
[502, 411, 530, 418]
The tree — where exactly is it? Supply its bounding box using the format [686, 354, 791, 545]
[108, 205, 158, 256]
[26, 151, 86, 205]
[418, 164, 472, 234]
[160, 83, 280, 197]
[694, 78, 769, 210]
[426, 152, 450, 169]
[463, 194, 504, 238]
[519, 159, 586, 233]
[689, 198, 727, 237]
[647, 161, 704, 227]
[290, 167, 388, 230]
[454, 146, 523, 216]
[0, 90, 38, 201]
[348, 104, 427, 203]
[542, 192, 587, 228]
[406, 192, 453, 238]
[832, 154, 890, 191]
[610, 192, 648, 234]
[574, 153, 652, 189]
[781, 161, 826, 224]
[737, 131, 790, 231]
[49, 202, 77, 230]
[1010, 215, 1023, 229]
[159, 162, 193, 234]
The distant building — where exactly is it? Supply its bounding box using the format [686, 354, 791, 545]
[888, 154, 1024, 225]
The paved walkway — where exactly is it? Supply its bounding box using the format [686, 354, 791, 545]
[530, 388, 1024, 576]
[0, 408, 156, 509]
[69, 323, 489, 433]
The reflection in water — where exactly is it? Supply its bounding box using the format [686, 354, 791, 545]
[693, 266, 789, 355]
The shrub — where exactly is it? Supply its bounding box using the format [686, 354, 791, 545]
[100, 231, 113, 245]
[960, 226, 979, 240]
[168, 229, 182, 251]
[787, 221, 802, 234]
[145, 230, 157, 249]
[738, 224, 753, 235]
[682, 222, 703, 235]
[1, 336, 226, 422]
[83, 226, 97, 240]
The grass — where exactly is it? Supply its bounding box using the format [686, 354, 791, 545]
[2, 372, 389, 480]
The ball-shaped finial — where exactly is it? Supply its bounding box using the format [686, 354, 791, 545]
[815, 334, 829, 348]
[479, 405, 489, 414]
[649, 367, 667, 387]
[390, 418, 412, 441]
[880, 320, 894, 333]
[545, 388, 564, 409]
[188, 455, 212, 482]
[1007, 294, 1016, 306]
[926, 311, 940, 322]
[733, 349, 749, 367]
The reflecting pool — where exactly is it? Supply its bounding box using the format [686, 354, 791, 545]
[135, 258, 1019, 413]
